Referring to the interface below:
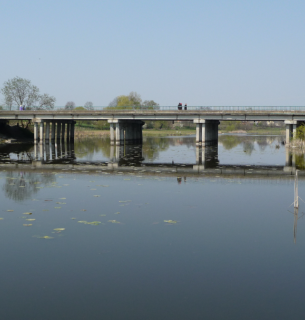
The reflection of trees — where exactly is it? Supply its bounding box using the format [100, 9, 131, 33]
[0, 143, 34, 161]
[295, 154, 305, 169]
[219, 136, 240, 150]
[74, 138, 110, 161]
[243, 141, 255, 155]
[3, 171, 56, 201]
[142, 137, 170, 161]
[74, 137, 172, 161]
[219, 135, 282, 153]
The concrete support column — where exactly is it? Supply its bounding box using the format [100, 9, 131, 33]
[284, 120, 297, 145]
[194, 119, 219, 146]
[120, 124, 125, 143]
[45, 122, 50, 143]
[34, 122, 39, 143]
[67, 122, 70, 141]
[293, 124, 297, 139]
[62, 122, 66, 141]
[39, 121, 44, 144]
[116, 123, 121, 145]
[57, 122, 61, 141]
[71, 121, 75, 141]
[110, 123, 115, 143]
[196, 123, 202, 145]
[138, 123, 143, 142]
[51, 122, 56, 142]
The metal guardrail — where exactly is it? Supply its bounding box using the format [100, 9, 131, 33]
[1, 106, 305, 112]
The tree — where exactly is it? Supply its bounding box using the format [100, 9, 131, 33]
[142, 100, 160, 110]
[108, 92, 142, 108]
[37, 93, 56, 109]
[65, 101, 75, 110]
[1, 76, 56, 110]
[108, 97, 118, 107]
[84, 101, 94, 110]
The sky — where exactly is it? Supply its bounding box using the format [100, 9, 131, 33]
[1, 0, 305, 106]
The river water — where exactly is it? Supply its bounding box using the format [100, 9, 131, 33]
[0, 134, 304, 320]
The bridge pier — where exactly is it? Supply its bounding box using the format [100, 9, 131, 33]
[194, 119, 219, 146]
[284, 120, 299, 144]
[34, 120, 76, 144]
[108, 120, 144, 145]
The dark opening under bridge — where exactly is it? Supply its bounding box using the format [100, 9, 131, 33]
[1, 106, 305, 145]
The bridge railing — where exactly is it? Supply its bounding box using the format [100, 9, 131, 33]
[1, 106, 305, 112]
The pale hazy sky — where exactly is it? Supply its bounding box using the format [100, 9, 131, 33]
[1, 0, 305, 106]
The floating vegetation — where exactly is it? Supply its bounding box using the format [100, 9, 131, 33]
[164, 220, 178, 224]
[23, 224, 32, 227]
[40, 236, 53, 239]
[54, 228, 65, 231]
[0, 218, 3, 220]
[108, 220, 120, 224]
[23, 212, 32, 215]
[7, 210, 14, 212]
[78, 221, 102, 225]
[114, 212, 120, 214]
[26, 219, 35, 221]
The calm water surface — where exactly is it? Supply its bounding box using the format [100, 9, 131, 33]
[0, 134, 304, 320]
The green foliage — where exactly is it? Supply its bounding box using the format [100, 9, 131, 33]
[295, 125, 305, 140]
[107, 92, 159, 110]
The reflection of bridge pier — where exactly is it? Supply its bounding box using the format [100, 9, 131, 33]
[33, 141, 76, 162]
[194, 146, 219, 169]
[108, 144, 144, 167]
[284, 148, 296, 173]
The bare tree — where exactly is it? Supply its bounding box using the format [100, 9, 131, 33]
[38, 93, 56, 110]
[84, 101, 94, 110]
[1, 76, 56, 110]
[65, 101, 75, 110]
[108, 97, 118, 107]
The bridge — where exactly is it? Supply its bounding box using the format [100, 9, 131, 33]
[1, 106, 305, 145]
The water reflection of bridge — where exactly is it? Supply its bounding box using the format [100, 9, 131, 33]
[0, 142, 302, 179]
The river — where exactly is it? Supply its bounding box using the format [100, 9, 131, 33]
[0, 133, 304, 320]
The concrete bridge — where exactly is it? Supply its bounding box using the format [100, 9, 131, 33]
[1, 106, 305, 145]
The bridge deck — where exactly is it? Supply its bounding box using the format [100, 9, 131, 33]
[1, 109, 305, 121]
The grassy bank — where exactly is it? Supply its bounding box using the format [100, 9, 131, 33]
[220, 128, 285, 135]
